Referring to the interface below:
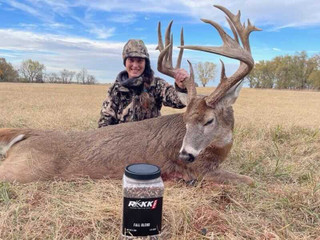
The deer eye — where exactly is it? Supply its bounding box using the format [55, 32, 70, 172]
[204, 119, 214, 126]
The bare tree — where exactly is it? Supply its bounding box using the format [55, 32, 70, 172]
[44, 73, 60, 83]
[76, 68, 97, 84]
[60, 69, 76, 84]
[195, 62, 216, 87]
[20, 59, 45, 83]
[76, 68, 88, 84]
[87, 74, 97, 84]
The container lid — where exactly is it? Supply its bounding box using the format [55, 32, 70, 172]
[125, 163, 161, 180]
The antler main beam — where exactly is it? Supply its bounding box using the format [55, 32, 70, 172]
[180, 5, 261, 107]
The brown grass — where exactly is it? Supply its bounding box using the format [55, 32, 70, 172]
[0, 82, 319, 239]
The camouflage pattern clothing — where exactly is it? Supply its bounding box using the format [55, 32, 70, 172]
[98, 71, 186, 127]
[122, 39, 149, 63]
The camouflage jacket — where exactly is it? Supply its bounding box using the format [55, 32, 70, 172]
[98, 71, 186, 127]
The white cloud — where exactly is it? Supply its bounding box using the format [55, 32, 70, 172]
[0, 28, 185, 82]
[2, 0, 320, 84]
[18, 23, 38, 29]
[0, 28, 208, 83]
[9, 0, 40, 16]
[74, 0, 320, 29]
[88, 26, 116, 39]
[25, 0, 70, 15]
[47, 23, 73, 29]
[108, 14, 137, 24]
[77, 0, 190, 14]
[200, 0, 320, 29]
[122, 1, 320, 29]
[6, 0, 55, 23]
[4, 0, 320, 30]
[0, 29, 125, 81]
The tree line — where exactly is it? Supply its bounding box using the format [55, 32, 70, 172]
[246, 51, 320, 90]
[0, 58, 97, 84]
[2, 51, 320, 90]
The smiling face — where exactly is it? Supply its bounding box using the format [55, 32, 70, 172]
[125, 57, 146, 78]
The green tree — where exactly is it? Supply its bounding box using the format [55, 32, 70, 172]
[273, 52, 317, 89]
[248, 51, 320, 90]
[247, 60, 275, 88]
[291, 51, 316, 89]
[308, 70, 320, 90]
[20, 59, 45, 83]
[273, 55, 294, 89]
[195, 62, 216, 87]
[0, 58, 19, 82]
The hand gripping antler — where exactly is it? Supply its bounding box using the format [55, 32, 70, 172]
[180, 5, 261, 107]
[156, 21, 197, 103]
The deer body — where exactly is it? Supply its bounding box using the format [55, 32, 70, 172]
[0, 114, 182, 182]
[0, 106, 238, 183]
[0, 5, 260, 184]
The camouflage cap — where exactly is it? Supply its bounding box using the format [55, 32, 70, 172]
[122, 39, 149, 64]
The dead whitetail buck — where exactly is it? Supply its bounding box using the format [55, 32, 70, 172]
[0, 5, 260, 184]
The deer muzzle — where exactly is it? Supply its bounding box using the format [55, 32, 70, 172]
[179, 150, 195, 163]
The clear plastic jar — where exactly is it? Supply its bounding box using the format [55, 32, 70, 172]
[121, 163, 164, 239]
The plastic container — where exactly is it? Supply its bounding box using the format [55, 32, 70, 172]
[121, 163, 164, 239]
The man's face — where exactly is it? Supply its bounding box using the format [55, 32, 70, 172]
[125, 57, 146, 78]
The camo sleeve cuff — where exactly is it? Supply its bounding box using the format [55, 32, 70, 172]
[174, 83, 188, 93]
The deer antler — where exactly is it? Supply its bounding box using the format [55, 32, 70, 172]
[156, 21, 197, 102]
[180, 5, 261, 107]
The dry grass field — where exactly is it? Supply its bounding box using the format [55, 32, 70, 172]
[0, 82, 319, 239]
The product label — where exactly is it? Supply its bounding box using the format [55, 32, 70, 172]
[122, 197, 163, 236]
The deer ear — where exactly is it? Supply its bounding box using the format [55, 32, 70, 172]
[216, 80, 243, 107]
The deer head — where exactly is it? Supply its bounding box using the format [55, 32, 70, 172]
[157, 5, 261, 163]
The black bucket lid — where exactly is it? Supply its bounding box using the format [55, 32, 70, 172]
[125, 163, 161, 180]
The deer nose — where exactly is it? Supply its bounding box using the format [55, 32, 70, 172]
[179, 150, 195, 163]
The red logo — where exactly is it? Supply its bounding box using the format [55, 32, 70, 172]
[151, 199, 158, 209]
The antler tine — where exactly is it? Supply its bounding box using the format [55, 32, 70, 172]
[167, 34, 173, 68]
[179, 5, 261, 107]
[185, 60, 197, 102]
[165, 21, 173, 48]
[164, 21, 173, 67]
[156, 22, 164, 51]
[226, 17, 239, 44]
[175, 28, 184, 69]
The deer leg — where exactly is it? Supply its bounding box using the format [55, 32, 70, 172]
[206, 168, 254, 186]
[0, 154, 32, 183]
[0, 150, 50, 183]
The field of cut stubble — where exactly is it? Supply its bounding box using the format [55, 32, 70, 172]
[0, 82, 319, 239]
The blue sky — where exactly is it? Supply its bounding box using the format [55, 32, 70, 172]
[0, 0, 319, 85]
